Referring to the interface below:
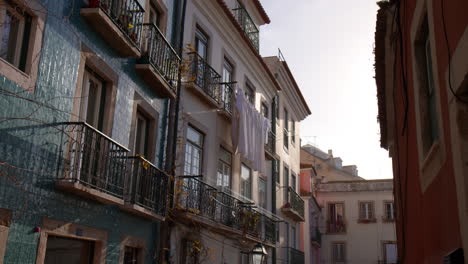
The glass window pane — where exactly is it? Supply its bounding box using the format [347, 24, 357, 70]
[187, 126, 203, 146]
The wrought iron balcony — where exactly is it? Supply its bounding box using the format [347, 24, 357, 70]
[327, 220, 346, 233]
[286, 247, 305, 264]
[123, 156, 169, 220]
[187, 52, 222, 104]
[82, 0, 144, 57]
[176, 176, 277, 244]
[219, 82, 235, 114]
[281, 187, 305, 221]
[232, 7, 260, 52]
[56, 122, 129, 205]
[265, 131, 276, 156]
[137, 23, 180, 98]
[311, 227, 321, 246]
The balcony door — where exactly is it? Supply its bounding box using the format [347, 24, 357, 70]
[194, 28, 208, 90]
[80, 68, 106, 132]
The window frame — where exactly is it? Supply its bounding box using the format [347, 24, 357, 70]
[244, 81, 255, 104]
[184, 125, 204, 176]
[283, 108, 289, 150]
[119, 235, 146, 264]
[258, 176, 267, 209]
[358, 201, 376, 222]
[331, 242, 346, 263]
[383, 201, 395, 222]
[0, 0, 46, 92]
[410, 2, 446, 192]
[217, 146, 232, 190]
[261, 101, 269, 119]
[195, 26, 209, 60]
[240, 163, 252, 199]
[382, 241, 398, 264]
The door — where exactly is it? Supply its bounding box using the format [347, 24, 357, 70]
[44, 236, 94, 264]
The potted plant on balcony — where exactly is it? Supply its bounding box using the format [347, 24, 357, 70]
[87, 0, 110, 13]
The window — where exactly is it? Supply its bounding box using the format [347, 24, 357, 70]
[261, 102, 269, 119]
[221, 59, 234, 104]
[195, 27, 208, 60]
[272, 95, 279, 120]
[291, 173, 296, 192]
[134, 110, 150, 157]
[79, 67, 107, 132]
[240, 163, 252, 199]
[291, 120, 296, 143]
[258, 177, 267, 209]
[217, 147, 232, 190]
[283, 165, 289, 201]
[283, 108, 289, 149]
[383, 242, 397, 264]
[384, 201, 395, 221]
[44, 236, 95, 264]
[359, 202, 375, 221]
[244, 82, 255, 104]
[328, 203, 345, 233]
[0, 0, 32, 72]
[415, 16, 438, 156]
[149, 2, 161, 28]
[184, 126, 204, 175]
[332, 242, 346, 264]
[124, 246, 141, 264]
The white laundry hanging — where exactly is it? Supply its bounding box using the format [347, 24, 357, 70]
[231, 87, 270, 175]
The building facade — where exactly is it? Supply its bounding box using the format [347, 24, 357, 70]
[167, 1, 311, 263]
[300, 145, 396, 264]
[0, 0, 180, 263]
[375, 0, 468, 262]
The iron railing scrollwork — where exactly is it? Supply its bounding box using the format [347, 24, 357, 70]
[87, 0, 144, 50]
[187, 52, 222, 103]
[57, 122, 129, 198]
[139, 23, 180, 91]
[176, 176, 278, 243]
[232, 7, 260, 52]
[287, 187, 305, 219]
[125, 156, 169, 216]
[56, 122, 168, 218]
[219, 82, 235, 114]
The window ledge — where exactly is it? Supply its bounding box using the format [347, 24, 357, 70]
[357, 218, 377, 223]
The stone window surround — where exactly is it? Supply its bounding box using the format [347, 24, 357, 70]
[118, 235, 146, 264]
[357, 200, 376, 223]
[128, 92, 159, 163]
[144, 0, 168, 34]
[35, 217, 108, 264]
[331, 241, 346, 263]
[383, 200, 396, 222]
[0, 209, 12, 264]
[0, 0, 46, 92]
[410, 0, 446, 193]
[71, 44, 118, 136]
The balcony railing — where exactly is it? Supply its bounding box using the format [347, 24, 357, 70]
[282, 187, 305, 221]
[265, 131, 276, 155]
[327, 220, 346, 233]
[187, 52, 221, 103]
[176, 176, 277, 243]
[57, 122, 129, 199]
[86, 0, 144, 50]
[311, 227, 321, 245]
[232, 7, 260, 51]
[219, 82, 235, 114]
[139, 23, 180, 92]
[124, 156, 169, 217]
[286, 247, 305, 264]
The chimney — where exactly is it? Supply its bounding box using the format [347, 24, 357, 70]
[328, 149, 333, 156]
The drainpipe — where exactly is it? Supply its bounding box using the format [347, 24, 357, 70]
[160, 0, 187, 262]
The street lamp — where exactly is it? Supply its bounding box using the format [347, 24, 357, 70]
[251, 243, 267, 264]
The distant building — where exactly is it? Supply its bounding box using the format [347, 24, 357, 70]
[375, 0, 468, 263]
[300, 146, 396, 264]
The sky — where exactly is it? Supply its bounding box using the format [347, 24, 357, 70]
[259, 0, 393, 179]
